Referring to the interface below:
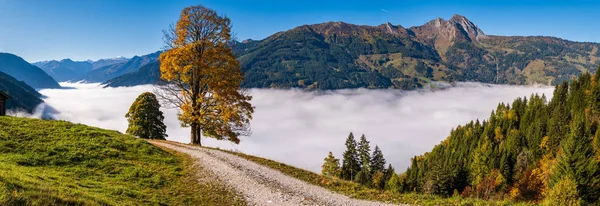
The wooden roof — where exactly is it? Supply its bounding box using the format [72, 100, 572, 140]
[0, 90, 10, 100]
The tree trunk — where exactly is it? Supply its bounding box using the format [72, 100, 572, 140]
[191, 122, 201, 145]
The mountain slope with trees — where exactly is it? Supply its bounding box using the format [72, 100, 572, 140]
[82, 51, 160, 82]
[0, 71, 43, 113]
[396, 68, 600, 204]
[0, 53, 61, 88]
[102, 61, 162, 87]
[102, 15, 600, 90]
[234, 15, 600, 90]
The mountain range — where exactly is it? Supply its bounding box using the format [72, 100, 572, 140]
[33, 52, 160, 83]
[0, 53, 61, 89]
[32, 57, 129, 82]
[30, 15, 600, 90]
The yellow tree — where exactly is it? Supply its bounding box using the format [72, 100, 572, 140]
[157, 5, 253, 145]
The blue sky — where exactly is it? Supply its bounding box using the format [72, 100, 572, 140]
[1, 0, 599, 62]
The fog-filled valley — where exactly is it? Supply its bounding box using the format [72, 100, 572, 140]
[18, 83, 554, 172]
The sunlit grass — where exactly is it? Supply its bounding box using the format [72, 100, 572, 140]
[0, 116, 245, 206]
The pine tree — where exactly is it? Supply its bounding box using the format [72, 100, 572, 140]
[321, 152, 340, 177]
[340, 133, 360, 181]
[125, 92, 168, 140]
[545, 176, 581, 206]
[357, 134, 371, 172]
[551, 115, 600, 203]
[355, 168, 370, 185]
[370, 145, 386, 174]
[470, 138, 492, 186]
[547, 82, 570, 153]
[591, 67, 600, 113]
[385, 173, 402, 193]
[384, 164, 395, 183]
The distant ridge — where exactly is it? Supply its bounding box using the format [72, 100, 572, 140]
[0, 53, 60, 88]
[87, 15, 600, 90]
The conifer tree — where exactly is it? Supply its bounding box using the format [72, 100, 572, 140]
[355, 169, 370, 185]
[384, 164, 395, 183]
[547, 82, 570, 152]
[125, 92, 167, 140]
[357, 134, 371, 172]
[545, 176, 581, 206]
[551, 115, 600, 203]
[591, 67, 600, 113]
[370, 145, 386, 174]
[340, 133, 360, 180]
[385, 173, 402, 193]
[321, 152, 340, 177]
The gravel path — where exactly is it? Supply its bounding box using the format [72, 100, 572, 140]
[150, 141, 401, 206]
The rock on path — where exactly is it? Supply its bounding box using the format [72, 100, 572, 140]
[150, 141, 402, 206]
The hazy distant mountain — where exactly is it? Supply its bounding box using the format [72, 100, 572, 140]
[90, 57, 130, 70]
[0, 71, 43, 113]
[106, 15, 600, 89]
[33, 59, 93, 82]
[0, 53, 61, 88]
[83, 51, 161, 82]
[102, 61, 161, 87]
[33, 57, 130, 82]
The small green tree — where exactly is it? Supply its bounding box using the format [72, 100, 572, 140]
[341, 133, 360, 180]
[544, 176, 581, 206]
[355, 168, 370, 185]
[358, 135, 371, 169]
[384, 164, 395, 183]
[126, 92, 167, 140]
[385, 173, 403, 193]
[370, 145, 386, 174]
[321, 152, 340, 177]
[357, 134, 371, 183]
[371, 171, 385, 190]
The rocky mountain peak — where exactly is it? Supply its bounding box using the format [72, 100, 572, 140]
[381, 22, 406, 35]
[448, 14, 486, 41]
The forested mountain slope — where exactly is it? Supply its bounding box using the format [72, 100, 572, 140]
[104, 15, 600, 90]
[235, 15, 600, 90]
[399, 68, 600, 204]
[0, 53, 61, 88]
[0, 71, 43, 113]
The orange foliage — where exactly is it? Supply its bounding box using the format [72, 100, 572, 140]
[158, 6, 254, 145]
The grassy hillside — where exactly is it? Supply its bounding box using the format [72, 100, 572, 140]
[0, 116, 244, 206]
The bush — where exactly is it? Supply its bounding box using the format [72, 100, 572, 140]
[544, 176, 580, 206]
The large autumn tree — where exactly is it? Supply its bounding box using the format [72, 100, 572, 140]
[125, 92, 167, 140]
[157, 5, 254, 145]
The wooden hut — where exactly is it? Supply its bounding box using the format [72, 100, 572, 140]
[0, 90, 10, 116]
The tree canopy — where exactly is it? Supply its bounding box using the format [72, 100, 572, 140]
[125, 92, 167, 140]
[157, 5, 254, 145]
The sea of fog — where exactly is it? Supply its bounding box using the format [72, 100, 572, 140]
[27, 82, 554, 173]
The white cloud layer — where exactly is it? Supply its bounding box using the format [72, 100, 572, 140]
[35, 82, 554, 173]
